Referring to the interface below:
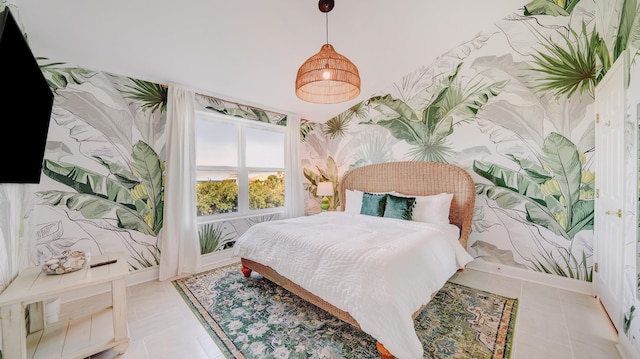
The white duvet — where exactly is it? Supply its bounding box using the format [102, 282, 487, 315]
[232, 211, 474, 359]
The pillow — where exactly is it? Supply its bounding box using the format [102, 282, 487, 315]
[344, 189, 364, 214]
[395, 192, 453, 224]
[360, 192, 387, 217]
[344, 189, 393, 214]
[383, 194, 416, 220]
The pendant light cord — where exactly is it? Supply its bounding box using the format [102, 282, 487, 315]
[325, 12, 329, 45]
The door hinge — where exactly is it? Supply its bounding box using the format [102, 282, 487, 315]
[594, 262, 598, 272]
[596, 113, 600, 124]
[595, 189, 599, 198]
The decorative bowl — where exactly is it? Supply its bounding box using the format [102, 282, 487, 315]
[41, 250, 88, 275]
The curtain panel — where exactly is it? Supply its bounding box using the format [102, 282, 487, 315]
[159, 86, 200, 281]
[0, 183, 35, 292]
[284, 115, 305, 218]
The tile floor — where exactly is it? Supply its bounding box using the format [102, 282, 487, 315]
[82, 266, 622, 359]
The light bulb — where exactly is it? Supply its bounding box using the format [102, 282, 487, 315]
[323, 71, 331, 79]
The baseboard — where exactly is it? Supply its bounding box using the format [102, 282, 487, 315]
[199, 250, 240, 271]
[126, 266, 159, 286]
[467, 259, 594, 296]
[617, 331, 639, 359]
[125, 251, 239, 284]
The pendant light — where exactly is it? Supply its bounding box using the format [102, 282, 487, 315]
[295, 0, 361, 104]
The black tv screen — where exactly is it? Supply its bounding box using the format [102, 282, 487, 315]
[0, 8, 53, 183]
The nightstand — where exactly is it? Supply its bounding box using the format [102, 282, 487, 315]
[0, 252, 130, 359]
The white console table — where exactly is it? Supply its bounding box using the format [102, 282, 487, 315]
[0, 252, 130, 359]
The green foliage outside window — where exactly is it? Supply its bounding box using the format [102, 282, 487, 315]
[196, 180, 239, 215]
[196, 174, 284, 216]
[249, 174, 285, 210]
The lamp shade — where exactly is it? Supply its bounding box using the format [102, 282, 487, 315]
[316, 182, 334, 196]
[295, 44, 360, 104]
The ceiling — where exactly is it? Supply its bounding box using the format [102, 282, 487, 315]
[13, 0, 517, 122]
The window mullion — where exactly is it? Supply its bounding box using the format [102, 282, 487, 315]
[237, 123, 248, 214]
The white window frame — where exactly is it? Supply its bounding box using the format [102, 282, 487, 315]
[195, 110, 286, 222]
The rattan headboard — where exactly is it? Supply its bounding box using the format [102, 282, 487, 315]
[338, 161, 476, 249]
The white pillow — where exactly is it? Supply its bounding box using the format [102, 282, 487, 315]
[395, 192, 453, 224]
[344, 189, 364, 214]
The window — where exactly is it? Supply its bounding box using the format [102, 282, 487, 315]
[195, 111, 285, 219]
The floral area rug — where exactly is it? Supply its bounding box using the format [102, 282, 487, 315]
[173, 263, 518, 358]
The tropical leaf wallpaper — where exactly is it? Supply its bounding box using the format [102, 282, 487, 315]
[299, 0, 640, 351]
[33, 64, 167, 270]
[194, 94, 287, 126]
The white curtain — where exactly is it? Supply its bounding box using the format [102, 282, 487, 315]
[0, 183, 35, 293]
[0, 183, 37, 352]
[283, 114, 305, 219]
[159, 85, 200, 281]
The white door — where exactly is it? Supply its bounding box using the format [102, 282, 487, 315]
[594, 49, 628, 333]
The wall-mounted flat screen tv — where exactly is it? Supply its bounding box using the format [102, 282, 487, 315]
[0, 8, 54, 183]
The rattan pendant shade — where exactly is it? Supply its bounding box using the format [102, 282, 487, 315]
[295, 0, 360, 104]
[295, 44, 360, 104]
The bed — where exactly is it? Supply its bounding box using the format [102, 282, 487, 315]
[232, 161, 476, 359]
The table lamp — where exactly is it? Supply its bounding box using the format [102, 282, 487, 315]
[316, 182, 334, 211]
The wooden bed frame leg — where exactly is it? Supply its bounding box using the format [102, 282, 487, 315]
[241, 265, 252, 278]
[376, 342, 394, 359]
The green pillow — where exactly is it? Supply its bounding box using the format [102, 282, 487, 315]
[383, 194, 416, 220]
[360, 193, 387, 216]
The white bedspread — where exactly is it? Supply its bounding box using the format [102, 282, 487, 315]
[232, 211, 474, 359]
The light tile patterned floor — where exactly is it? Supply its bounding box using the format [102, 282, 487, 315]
[80, 267, 621, 359]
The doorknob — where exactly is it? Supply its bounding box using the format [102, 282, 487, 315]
[605, 209, 622, 218]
